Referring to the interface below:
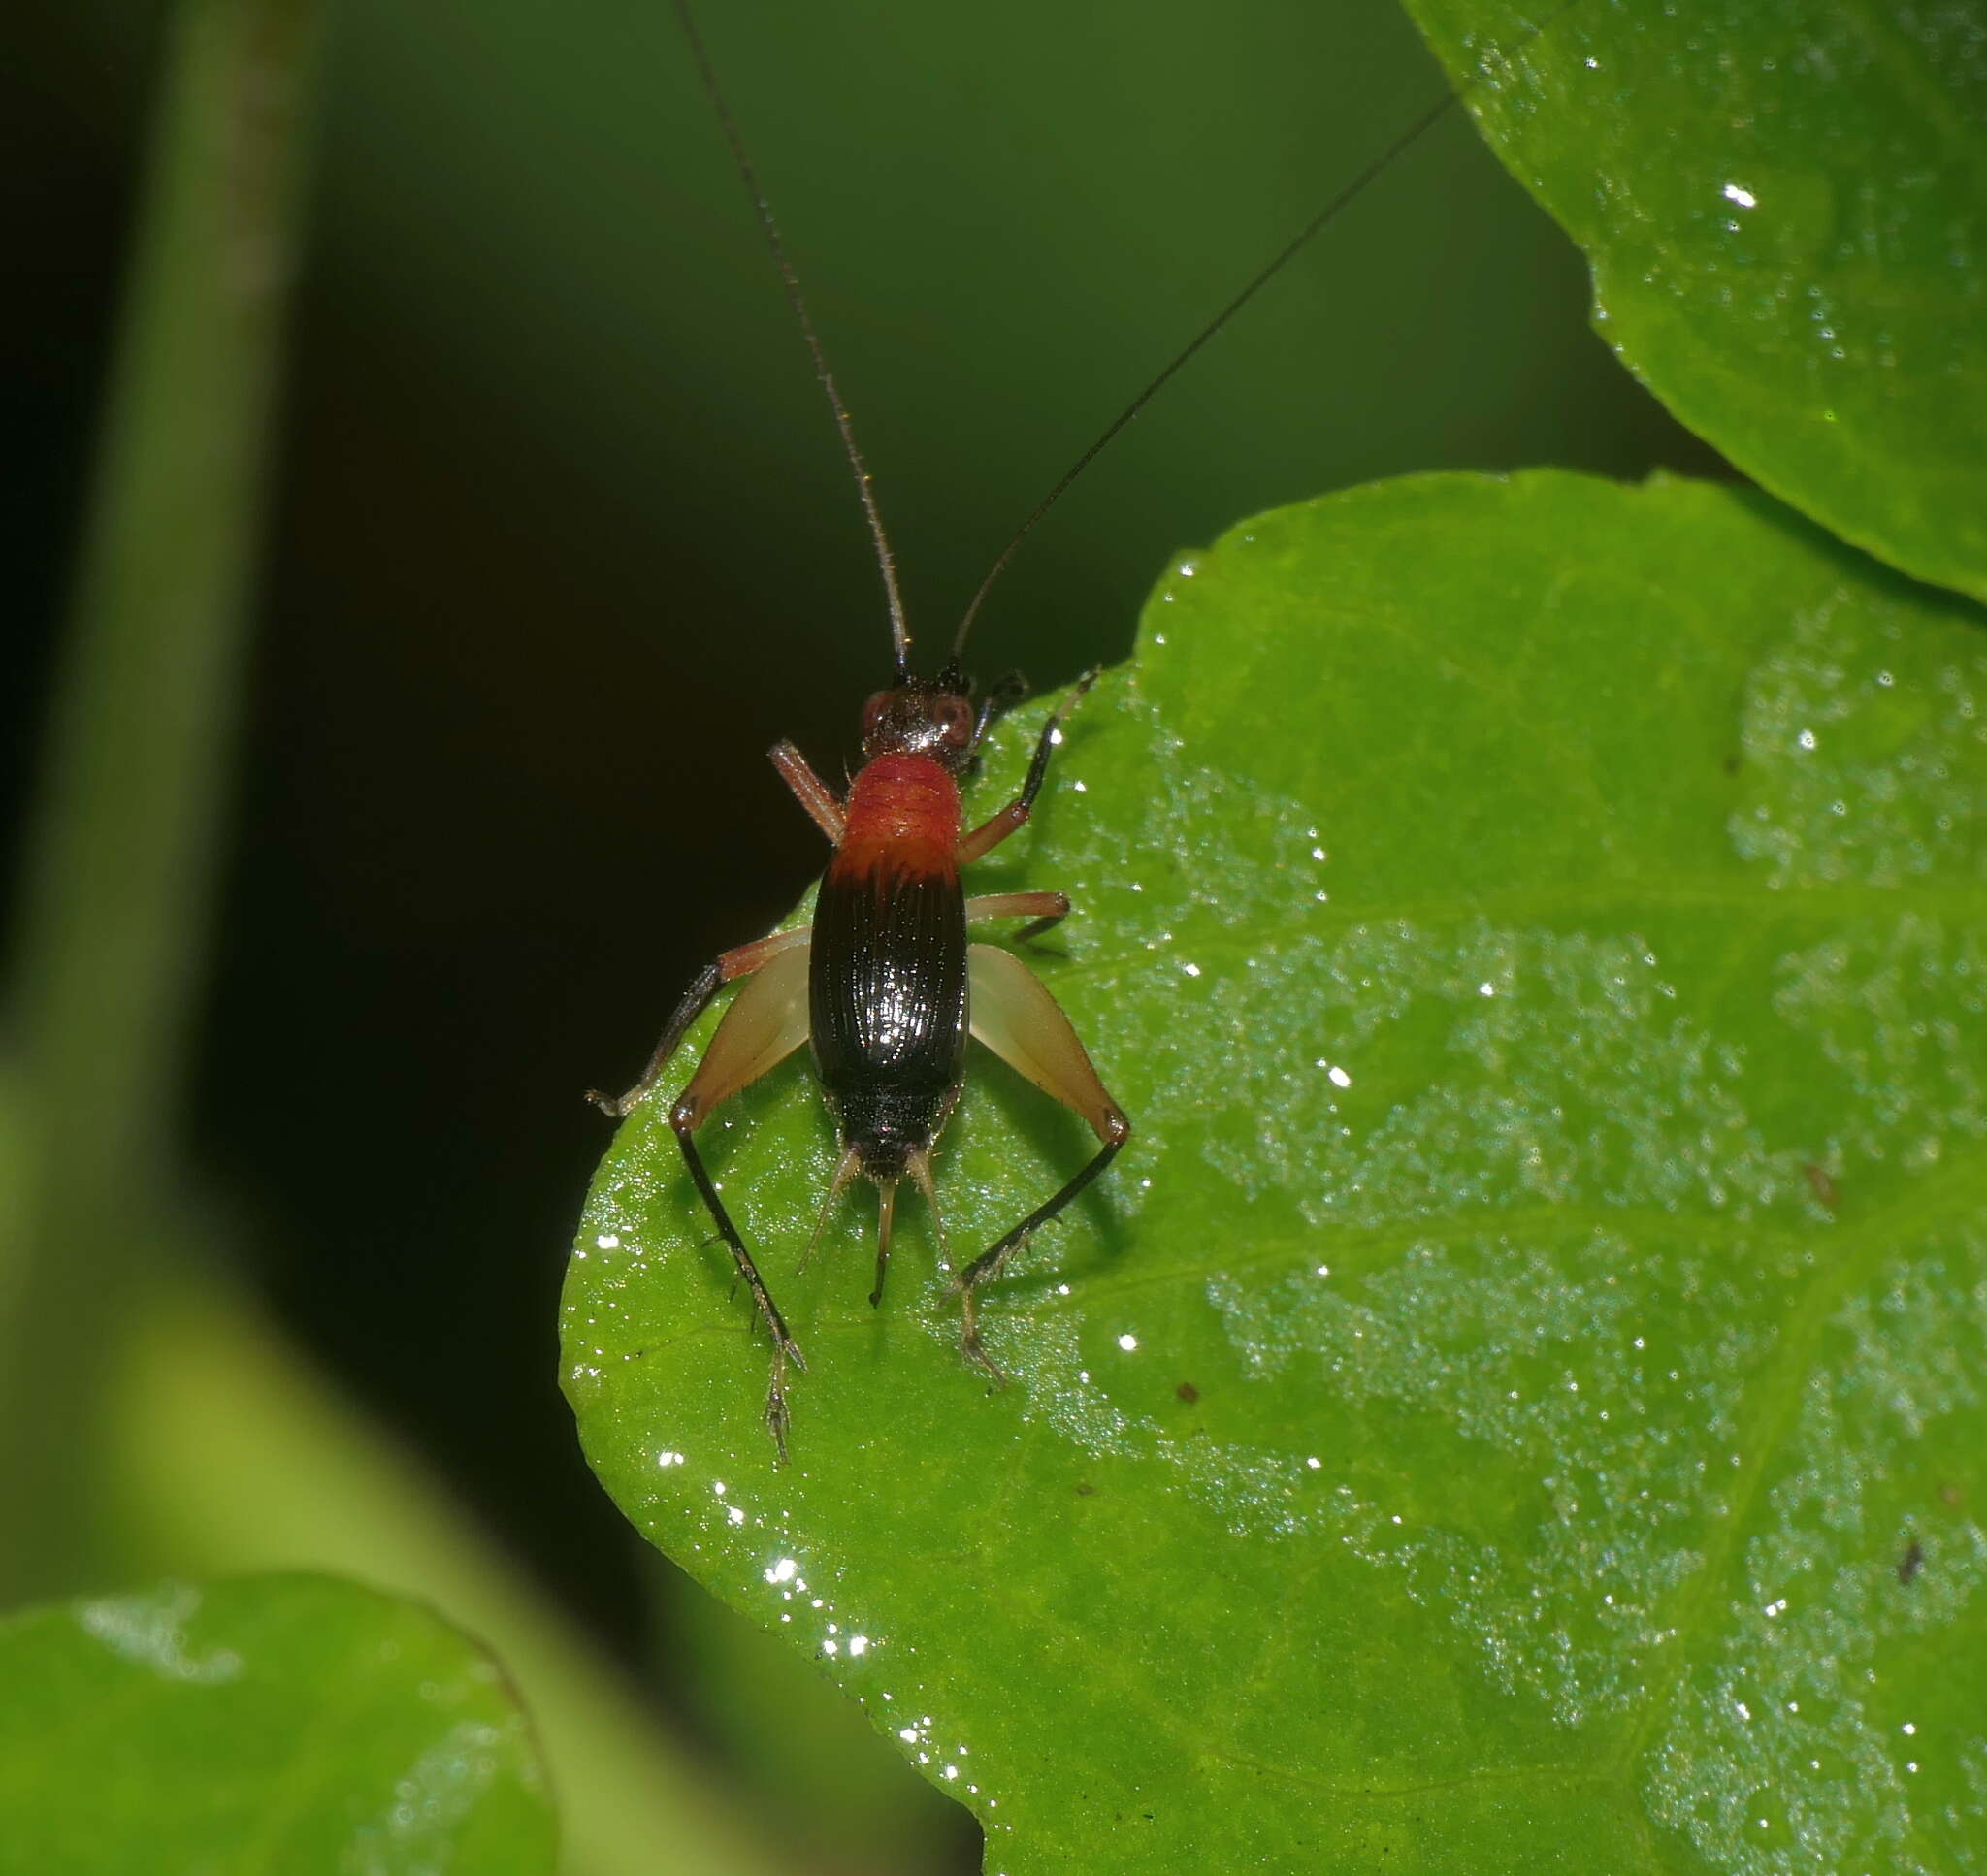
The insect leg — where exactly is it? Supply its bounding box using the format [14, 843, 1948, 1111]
[957, 667, 1098, 864]
[589, 924, 811, 1117]
[668, 942, 814, 1455]
[966, 889, 1069, 945]
[957, 941, 1129, 1382]
[769, 739, 846, 843]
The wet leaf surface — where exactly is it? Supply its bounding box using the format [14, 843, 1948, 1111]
[0, 1572, 555, 1873]
[567, 471, 1987, 1872]
[1406, 0, 1987, 602]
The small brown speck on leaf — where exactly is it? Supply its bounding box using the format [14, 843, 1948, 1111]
[1899, 1539, 1924, 1585]
[1176, 1380, 1200, 1404]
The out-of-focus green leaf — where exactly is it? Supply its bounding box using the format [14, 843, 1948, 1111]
[2, 0, 328, 1600]
[98, 1276, 803, 1876]
[1405, 0, 1987, 602]
[0, 1572, 555, 1872]
[566, 470, 1987, 1871]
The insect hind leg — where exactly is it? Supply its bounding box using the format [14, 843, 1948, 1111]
[957, 940, 1130, 1383]
[589, 924, 812, 1117]
[955, 1126, 1127, 1384]
[671, 1106, 807, 1451]
[664, 942, 814, 1456]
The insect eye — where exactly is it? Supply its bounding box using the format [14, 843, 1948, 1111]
[936, 699, 973, 743]
[861, 693, 890, 737]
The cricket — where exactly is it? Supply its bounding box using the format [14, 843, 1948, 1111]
[594, 0, 1517, 1454]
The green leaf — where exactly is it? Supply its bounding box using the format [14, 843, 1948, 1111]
[1402, 0, 1987, 603]
[0, 1572, 556, 1872]
[565, 471, 1987, 1871]
[3, 0, 331, 1601]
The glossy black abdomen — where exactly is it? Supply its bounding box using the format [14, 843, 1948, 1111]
[809, 857, 968, 1173]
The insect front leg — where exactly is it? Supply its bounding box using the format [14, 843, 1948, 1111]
[958, 941, 1129, 1383]
[957, 667, 1098, 865]
[664, 943, 814, 1456]
[589, 924, 811, 1117]
[769, 739, 846, 844]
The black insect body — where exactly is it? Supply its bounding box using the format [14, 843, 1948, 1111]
[595, 662, 1128, 1453]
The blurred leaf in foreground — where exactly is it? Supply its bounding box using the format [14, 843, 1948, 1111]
[566, 471, 1986, 1871]
[1408, 0, 1987, 602]
[0, 1571, 555, 1873]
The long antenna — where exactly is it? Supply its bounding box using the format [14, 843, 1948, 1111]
[949, 16, 1567, 663]
[673, 0, 913, 679]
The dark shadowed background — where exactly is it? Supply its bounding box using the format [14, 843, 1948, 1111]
[4, 0, 1719, 1866]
